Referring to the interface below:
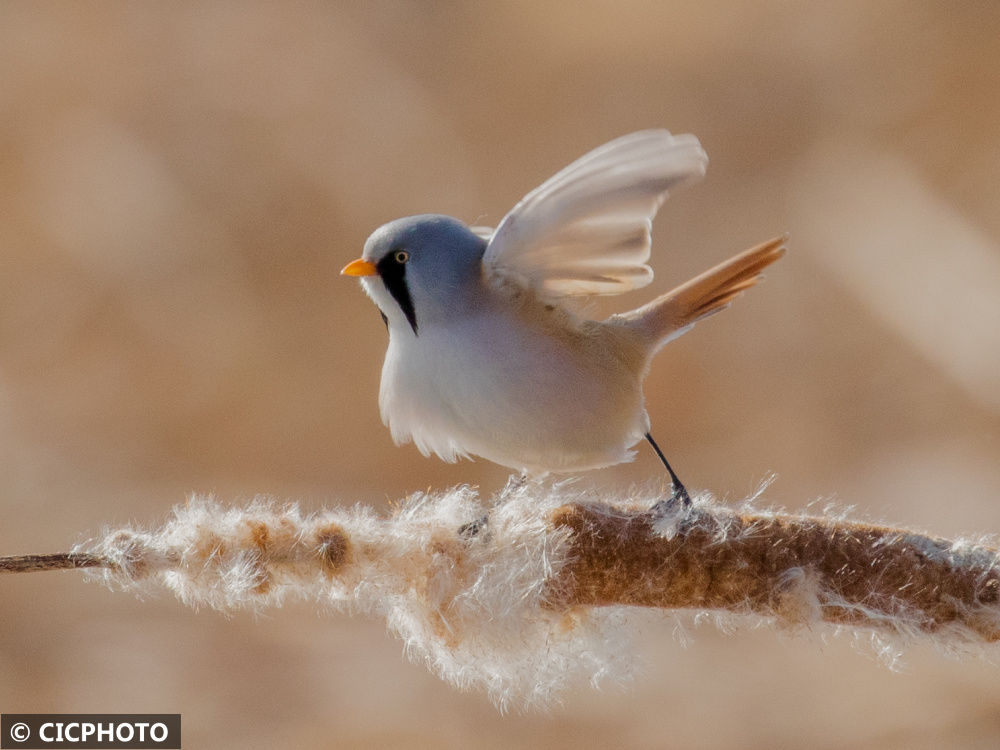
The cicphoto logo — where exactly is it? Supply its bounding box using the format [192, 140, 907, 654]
[1, 715, 180, 750]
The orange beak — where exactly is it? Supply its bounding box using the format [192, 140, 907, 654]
[340, 258, 378, 277]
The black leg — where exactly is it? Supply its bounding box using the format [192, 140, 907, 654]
[645, 433, 691, 508]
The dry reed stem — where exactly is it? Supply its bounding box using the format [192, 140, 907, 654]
[0, 552, 105, 573]
[2, 485, 998, 706]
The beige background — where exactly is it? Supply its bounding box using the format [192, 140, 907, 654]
[2, 2, 1000, 747]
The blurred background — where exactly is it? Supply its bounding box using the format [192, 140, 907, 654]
[2, 2, 999, 747]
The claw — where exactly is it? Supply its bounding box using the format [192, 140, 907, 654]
[458, 514, 489, 539]
[650, 483, 690, 517]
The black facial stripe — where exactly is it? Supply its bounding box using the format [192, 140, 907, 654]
[376, 253, 418, 335]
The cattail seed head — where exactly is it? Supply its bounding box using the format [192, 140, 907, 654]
[48, 481, 1000, 708]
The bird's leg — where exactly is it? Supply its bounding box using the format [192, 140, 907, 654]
[645, 432, 691, 510]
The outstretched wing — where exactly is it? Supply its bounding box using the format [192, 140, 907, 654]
[483, 130, 708, 298]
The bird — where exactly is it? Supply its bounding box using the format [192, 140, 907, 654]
[342, 130, 785, 506]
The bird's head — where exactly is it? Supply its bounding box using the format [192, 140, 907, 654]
[342, 214, 487, 335]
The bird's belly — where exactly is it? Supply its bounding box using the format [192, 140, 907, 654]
[378, 316, 647, 473]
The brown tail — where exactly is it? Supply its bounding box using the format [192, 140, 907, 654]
[615, 235, 786, 352]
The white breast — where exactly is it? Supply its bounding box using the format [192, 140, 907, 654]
[377, 295, 650, 474]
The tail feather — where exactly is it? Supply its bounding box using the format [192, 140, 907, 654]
[615, 235, 786, 351]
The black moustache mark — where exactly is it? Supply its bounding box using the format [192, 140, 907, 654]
[376, 253, 418, 335]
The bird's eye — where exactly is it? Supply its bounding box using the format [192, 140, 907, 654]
[394, 250, 410, 264]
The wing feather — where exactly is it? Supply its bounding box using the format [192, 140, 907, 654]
[483, 130, 708, 298]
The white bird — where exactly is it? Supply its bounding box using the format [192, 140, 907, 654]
[342, 130, 785, 505]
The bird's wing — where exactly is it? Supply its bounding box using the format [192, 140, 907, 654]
[482, 130, 708, 298]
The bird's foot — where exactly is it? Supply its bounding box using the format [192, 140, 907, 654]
[507, 472, 529, 490]
[648, 482, 694, 540]
[650, 481, 692, 517]
[458, 513, 489, 539]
